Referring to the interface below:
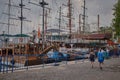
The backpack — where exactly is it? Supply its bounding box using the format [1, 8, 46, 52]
[90, 54, 95, 59]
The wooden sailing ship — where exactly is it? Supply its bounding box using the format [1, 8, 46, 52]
[0, 42, 59, 66]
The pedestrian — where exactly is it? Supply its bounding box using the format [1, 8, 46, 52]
[0, 55, 2, 72]
[106, 48, 110, 59]
[118, 47, 120, 57]
[104, 49, 108, 59]
[89, 49, 95, 68]
[97, 49, 104, 70]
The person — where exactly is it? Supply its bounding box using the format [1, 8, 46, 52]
[89, 49, 95, 68]
[97, 49, 104, 70]
[103, 49, 107, 59]
[106, 48, 110, 59]
[118, 47, 120, 57]
[0, 55, 2, 72]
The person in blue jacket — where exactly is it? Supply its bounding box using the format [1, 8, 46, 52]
[97, 49, 104, 70]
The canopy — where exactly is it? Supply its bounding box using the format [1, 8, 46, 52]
[0, 34, 13, 37]
[46, 29, 64, 33]
[13, 34, 30, 37]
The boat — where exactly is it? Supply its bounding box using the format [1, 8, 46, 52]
[0, 42, 60, 66]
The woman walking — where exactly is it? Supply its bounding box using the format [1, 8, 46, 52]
[89, 49, 95, 68]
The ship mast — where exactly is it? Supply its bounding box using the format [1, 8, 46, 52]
[17, 0, 30, 42]
[98, 14, 100, 33]
[59, 6, 62, 40]
[83, 0, 87, 34]
[68, 0, 72, 42]
[29, 0, 48, 49]
[7, 0, 30, 41]
[45, 10, 48, 41]
[8, 0, 11, 35]
[40, 0, 48, 49]
[79, 14, 81, 34]
[19, 0, 24, 37]
[44, 9, 51, 43]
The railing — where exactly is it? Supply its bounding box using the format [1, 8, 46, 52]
[0, 51, 89, 74]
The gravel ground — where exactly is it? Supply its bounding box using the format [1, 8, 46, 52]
[0, 57, 120, 80]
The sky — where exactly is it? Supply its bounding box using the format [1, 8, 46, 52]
[0, 0, 117, 34]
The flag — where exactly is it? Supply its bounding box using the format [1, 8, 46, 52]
[38, 27, 40, 38]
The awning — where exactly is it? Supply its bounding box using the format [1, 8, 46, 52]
[46, 29, 65, 33]
[0, 34, 13, 37]
[13, 34, 30, 37]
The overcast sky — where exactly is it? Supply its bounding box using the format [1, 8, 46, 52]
[0, 0, 117, 34]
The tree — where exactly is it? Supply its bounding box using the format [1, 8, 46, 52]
[112, 0, 120, 38]
[99, 26, 113, 34]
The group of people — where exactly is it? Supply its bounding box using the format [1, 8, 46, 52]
[89, 48, 110, 70]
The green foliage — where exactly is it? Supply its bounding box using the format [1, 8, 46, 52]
[112, 0, 120, 37]
[99, 26, 113, 33]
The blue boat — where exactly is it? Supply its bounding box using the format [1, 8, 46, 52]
[47, 51, 69, 62]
